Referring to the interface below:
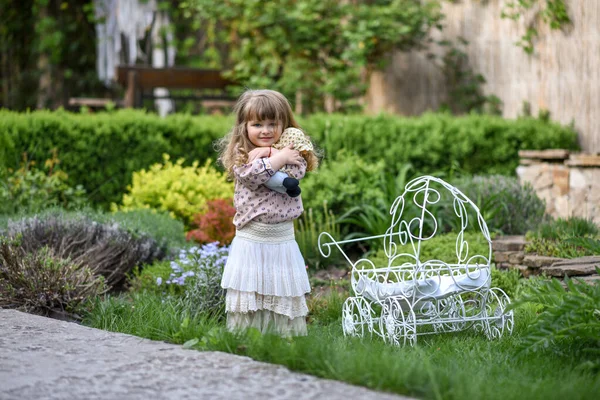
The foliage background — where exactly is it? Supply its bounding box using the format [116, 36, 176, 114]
[0, 109, 578, 209]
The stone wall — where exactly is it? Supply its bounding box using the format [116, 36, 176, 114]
[493, 236, 600, 284]
[516, 150, 600, 225]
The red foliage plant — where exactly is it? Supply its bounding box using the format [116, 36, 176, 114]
[186, 198, 236, 245]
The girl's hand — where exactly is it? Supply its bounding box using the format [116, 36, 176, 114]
[274, 144, 303, 166]
[247, 147, 271, 163]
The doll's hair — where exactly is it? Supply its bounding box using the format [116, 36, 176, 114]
[217, 89, 319, 178]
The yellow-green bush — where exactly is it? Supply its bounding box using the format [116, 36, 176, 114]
[113, 155, 233, 228]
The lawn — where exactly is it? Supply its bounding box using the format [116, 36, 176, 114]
[82, 288, 600, 400]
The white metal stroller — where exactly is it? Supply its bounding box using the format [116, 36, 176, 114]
[318, 176, 514, 346]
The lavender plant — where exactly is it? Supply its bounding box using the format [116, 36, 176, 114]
[452, 175, 546, 235]
[0, 237, 107, 319]
[157, 243, 229, 318]
[2, 211, 166, 289]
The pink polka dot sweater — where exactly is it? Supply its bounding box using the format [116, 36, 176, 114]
[232, 157, 307, 228]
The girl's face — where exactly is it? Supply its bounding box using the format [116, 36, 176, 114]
[246, 119, 282, 148]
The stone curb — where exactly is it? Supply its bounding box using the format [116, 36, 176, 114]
[0, 309, 412, 400]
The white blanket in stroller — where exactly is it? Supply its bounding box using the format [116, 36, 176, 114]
[355, 268, 490, 303]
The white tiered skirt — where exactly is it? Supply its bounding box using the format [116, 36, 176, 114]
[221, 220, 311, 336]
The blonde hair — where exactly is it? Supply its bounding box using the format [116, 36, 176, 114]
[217, 89, 319, 179]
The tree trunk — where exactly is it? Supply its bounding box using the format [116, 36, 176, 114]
[324, 94, 335, 114]
[36, 3, 52, 110]
[295, 90, 303, 115]
[365, 69, 387, 114]
[1, 45, 9, 107]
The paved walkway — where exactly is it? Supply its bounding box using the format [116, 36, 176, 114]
[0, 309, 412, 400]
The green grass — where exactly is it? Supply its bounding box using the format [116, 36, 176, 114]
[82, 290, 600, 400]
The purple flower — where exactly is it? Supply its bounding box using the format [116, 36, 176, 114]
[159, 243, 229, 289]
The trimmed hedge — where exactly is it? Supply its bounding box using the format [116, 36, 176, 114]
[0, 109, 579, 209]
[302, 113, 579, 176]
[0, 109, 231, 208]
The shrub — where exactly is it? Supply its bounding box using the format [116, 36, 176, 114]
[533, 217, 599, 240]
[490, 266, 523, 298]
[307, 288, 346, 326]
[370, 231, 491, 267]
[1, 110, 578, 210]
[1, 210, 167, 288]
[114, 155, 233, 229]
[0, 237, 107, 318]
[526, 217, 600, 258]
[302, 151, 387, 219]
[302, 113, 579, 177]
[337, 203, 394, 251]
[132, 244, 229, 316]
[452, 174, 546, 235]
[334, 163, 417, 243]
[0, 150, 87, 215]
[186, 198, 236, 246]
[129, 260, 176, 295]
[510, 272, 600, 364]
[0, 109, 232, 208]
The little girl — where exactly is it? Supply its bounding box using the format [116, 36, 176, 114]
[218, 89, 318, 336]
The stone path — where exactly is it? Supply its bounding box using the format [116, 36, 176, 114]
[0, 309, 412, 400]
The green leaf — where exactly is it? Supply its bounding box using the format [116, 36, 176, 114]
[183, 338, 199, 349]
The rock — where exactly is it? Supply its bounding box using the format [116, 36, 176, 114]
[533, 168, 553, 190]
[523, 255, 564, 268]
[518, 149, 570, 160]
[519, 158, 542, 166]
[508, 252, 526, 264]
[494, 252, 509, 263]
[566, 154, 600, 167]
[516, 165, 542, 186]
[553, 195, 570, 219]
[560, 274, 600, 288]
[569, 168, 589, 190]
[575, 274, 600, 285]
[541, 256, 600, 277]
[492, 236, 528, 252]
[552, 167, 570, 196]
[552, 256, 600, 267]
[496, 262, 509, 270]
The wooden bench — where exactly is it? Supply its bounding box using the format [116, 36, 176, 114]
[69, 66, 237, 113]
[68, 97, 123, 109]
[117, 66, 236, 112]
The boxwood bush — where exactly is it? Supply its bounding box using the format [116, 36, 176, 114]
[0, 109, 231, 209]
[0, 109, 578, 210]
[302, 113, 579, 177]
